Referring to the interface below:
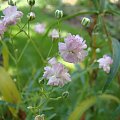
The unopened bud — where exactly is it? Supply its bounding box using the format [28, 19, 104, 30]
[34, 114, 45, 120]
[96, 48, 101, 53]
[81, 17, 90, 26]
[27, 0, 35, 6]
[27, 12, 35, 21]
[27, 106, 33, 109]
[55, 10, 63, 19]
[87, 47, 92, 52]
[8, 0, 16, 6]
[62, 91, 69, 98]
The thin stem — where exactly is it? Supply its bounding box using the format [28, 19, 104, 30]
[102, 16, 112, 52]
[17, 40, 30, 63]
[12, 22, 28, 39]
[23, 30, 46, 63]
[28, 20, 30, 36]
[28, 6, 32, 36]
[9, 28, 22, 91]
[58, 19, 61, 41]
[47, 42, 54, 58]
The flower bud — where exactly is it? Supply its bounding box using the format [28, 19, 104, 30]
[27, 0, 35, 6]
[81, 17, 90, 26]
[87, 47, 92, 52]
[27, 106, 33, 109]
[8, 0, 16, 6]
[55, 10, 63, 19]
[35, 114, 45, 120]
[27, 12, 35, 21]
[96, 48, 101, 53]
[62, 91, 69, 98]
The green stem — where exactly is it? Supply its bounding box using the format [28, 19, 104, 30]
[17, 40, 30, 63]
[47, 42, 54, 58]
[9, 28, 21, 91]
[102, 16, 112, 52]
[58, 19, 61, 41]
[23, 30, 46, 63]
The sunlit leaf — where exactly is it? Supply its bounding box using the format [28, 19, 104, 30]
[2, 42, 9, 70]
[68, 94, 120, 120]
[0, 67, 21, 117]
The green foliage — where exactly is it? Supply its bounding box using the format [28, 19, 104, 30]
[102, 39, 120, 92]
[68, 94, 120, 120]
[0, 0, 120, 120]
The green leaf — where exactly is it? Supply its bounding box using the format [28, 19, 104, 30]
[68, 94, 120, 120]
[102, 39, 120, 93]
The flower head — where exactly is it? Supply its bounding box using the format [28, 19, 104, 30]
[2, 6, 23, 26]
[34, 23, 46, 34]
[43, 57, 71, 86]
[0, 20, 6, 36]
[97, 55, 113, 73]
[50, 29, 59, 39]
[59, 33, 88, 63]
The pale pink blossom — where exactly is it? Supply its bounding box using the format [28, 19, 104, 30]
[43, 57, 71, 86]
[34, 23, 46, 34]
[0, 20, 6, 36]
[59, 33, 88, 63]
[2, 6, 23, 26]
[97, 55, 113, 73]
[51, 29, 59, 39]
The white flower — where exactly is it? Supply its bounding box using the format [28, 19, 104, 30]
[51, 29, 59, 39]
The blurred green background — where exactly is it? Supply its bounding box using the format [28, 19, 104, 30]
[0, 0, 120, 120]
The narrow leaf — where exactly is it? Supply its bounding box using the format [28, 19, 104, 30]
[0, 67, 21, 117]
[2, 42, 9, 70]
[68, 94, 120, 120]
[102, 39, 120, 92]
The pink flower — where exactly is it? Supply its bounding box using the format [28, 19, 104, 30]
[0, 20, 6, 36]
[51, 29, 59, 39]
[43, 57, 71, 86]
[97, 55, 113, 73]
[59, 33, 88, 63]
[2, 6, 23, 26]
[34, 23, 46, 34]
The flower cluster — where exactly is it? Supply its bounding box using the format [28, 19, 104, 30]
[59, 33, 88, 63]
[2, 6, 23, 26]
[97, 55, 113, 73]
[0, 5, 23, 36]
[43, 57, 71, 86]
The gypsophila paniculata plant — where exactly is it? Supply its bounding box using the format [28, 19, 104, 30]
[0, 0, 120, 119]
